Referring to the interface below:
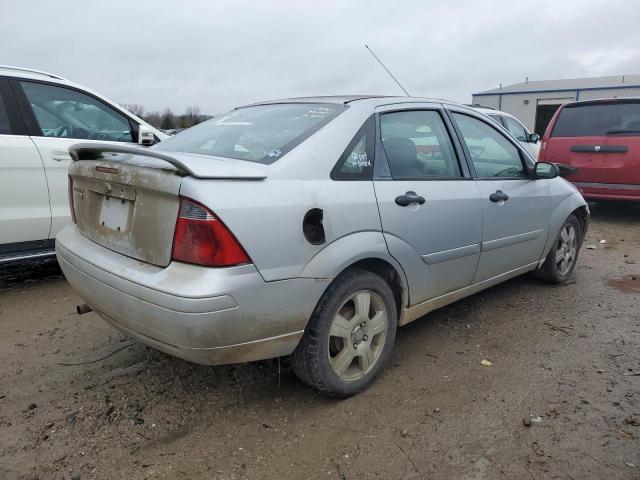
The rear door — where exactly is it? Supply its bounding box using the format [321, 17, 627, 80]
[0, 77, 51, 245]
[373, 104, 483, 305]
[449, 109, 550, 282]
[544, 100, 640, 186]
[11, 79, 142, 239]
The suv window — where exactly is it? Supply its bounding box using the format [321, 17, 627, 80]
[502, 116, 528, 142]
[0, 93, 10, 135]
[331, 116, 374, 180]
[155, 103, 345, 165]
[452, 113, 526, 178]
[20, 81, 133, 142]
[380, 110, 461, 179]
[552, 101, 640, 137]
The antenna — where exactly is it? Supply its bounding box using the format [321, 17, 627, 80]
[364, 44, 410, 97]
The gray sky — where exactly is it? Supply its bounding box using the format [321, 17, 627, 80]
[2, 0, 639, 115]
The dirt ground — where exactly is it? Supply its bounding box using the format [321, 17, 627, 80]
[0, 202, 639, 480]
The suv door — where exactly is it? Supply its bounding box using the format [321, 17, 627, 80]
[0, 78, 51, 246]
[449, 110, 550, 282]
[12, 79, 140, 239]
[373, 105, 483, 305]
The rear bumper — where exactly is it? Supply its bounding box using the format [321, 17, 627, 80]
[55, 226, 329, 365]
[573, 182, 640, 202]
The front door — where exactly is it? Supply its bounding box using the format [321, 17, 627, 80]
[13, 79, 140, 239]
[0, 78, 50, 245]
[449, 111, 550, 282]
[373, 106, 483, 306]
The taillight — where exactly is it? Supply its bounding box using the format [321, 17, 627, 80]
[68, 175, 76, 224]
[539, 139, 548, 162]
[171, 197, 250, 267]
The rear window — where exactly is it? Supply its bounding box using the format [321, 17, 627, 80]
[552, 101, 640, 137]
[154, 103, 345, 164]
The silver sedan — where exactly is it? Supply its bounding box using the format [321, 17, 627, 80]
[56, 96, 588, 396]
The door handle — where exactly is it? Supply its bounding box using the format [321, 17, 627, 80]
[51, 152, 72, 162]
[489, 190, 509, 202]
[395, 191, 426, 207]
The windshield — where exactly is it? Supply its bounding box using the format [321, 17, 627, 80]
[154, 103, 345, 164]
[552, 101, 640, 137]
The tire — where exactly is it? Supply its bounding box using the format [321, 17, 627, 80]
[535, 214, 582, 284]
[291, 268, 397, 397]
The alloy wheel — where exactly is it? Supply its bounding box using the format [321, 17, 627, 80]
[327, 290, 388, 382]
[556, 223, 577, 276]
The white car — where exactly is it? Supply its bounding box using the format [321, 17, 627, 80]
[0, 65, 167, 263]
[473, 106, 540, 160]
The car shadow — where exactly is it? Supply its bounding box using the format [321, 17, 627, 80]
[588, 200, 640, 223]
[0, 257, 63, 293]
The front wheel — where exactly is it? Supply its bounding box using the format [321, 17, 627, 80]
[291, 269, 397, 397]
[536, 214, 582, 283]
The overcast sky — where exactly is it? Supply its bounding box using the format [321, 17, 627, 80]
[2, 0, 639, 115]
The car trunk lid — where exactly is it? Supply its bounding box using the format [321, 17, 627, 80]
[68, 144, 266, 267]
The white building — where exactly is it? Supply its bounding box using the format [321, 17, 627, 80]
[472, 74, 640, 135]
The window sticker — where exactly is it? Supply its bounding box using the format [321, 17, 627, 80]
[349, 151, 370, 167]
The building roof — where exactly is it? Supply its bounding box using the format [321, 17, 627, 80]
[474, 74, 640, 96]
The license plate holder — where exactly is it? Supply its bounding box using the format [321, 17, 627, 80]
[99, 195, 132, 232]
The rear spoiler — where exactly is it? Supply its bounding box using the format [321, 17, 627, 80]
[68, 143, 267, 180]
[69, 143, 196, 177]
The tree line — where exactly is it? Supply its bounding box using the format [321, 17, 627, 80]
[122, 104, 211, 130]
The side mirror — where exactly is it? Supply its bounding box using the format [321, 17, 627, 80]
[528, 133, 540, 144]
[534, 161, 559, 179]
[138, 124, 156, 146]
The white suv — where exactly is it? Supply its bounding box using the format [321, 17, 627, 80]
[472, 106, 540, 160]
[0, 65, 167, 263]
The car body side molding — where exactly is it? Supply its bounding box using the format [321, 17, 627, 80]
[481, 229, 543, 252]
[421, 243, 481, 265]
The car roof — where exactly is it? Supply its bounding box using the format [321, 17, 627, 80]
[561, 96, 640, 108]
[0, 65, 70, 83]
[243, 95, 471, 110]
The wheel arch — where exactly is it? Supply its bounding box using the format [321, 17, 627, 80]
[299, 231, 409, 323]
[539, 193, 588, 264]
[571, 205, 589, 243]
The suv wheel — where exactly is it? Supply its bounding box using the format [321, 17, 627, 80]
[536, 214, 582, 284]
[291, 268, 397, 397]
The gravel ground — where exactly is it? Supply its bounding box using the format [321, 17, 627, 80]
[0, 201, 638, 480]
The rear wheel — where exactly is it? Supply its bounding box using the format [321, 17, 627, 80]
[291, 269, 397, 397]
[536, 214, 581, 283]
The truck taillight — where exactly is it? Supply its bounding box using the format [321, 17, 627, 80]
[68, 176, 76, 224]
[171, 197, 250, 267]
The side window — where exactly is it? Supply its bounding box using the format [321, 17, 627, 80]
[452, 113, 526, 179]
[502, 116, 528, 142]
[488, 114, 505, 127]
[20, 81, 133, 142]
[331, 116, 374, 180]
[380, 110, 461, 179]
[0, 93, 10, 135]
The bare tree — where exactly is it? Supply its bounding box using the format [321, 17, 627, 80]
[184, 106, 203, 126]
[121, 103, 145, 117]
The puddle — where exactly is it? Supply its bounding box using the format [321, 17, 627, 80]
[607, 274, 640, 294]
[0, 258, 64, 293]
